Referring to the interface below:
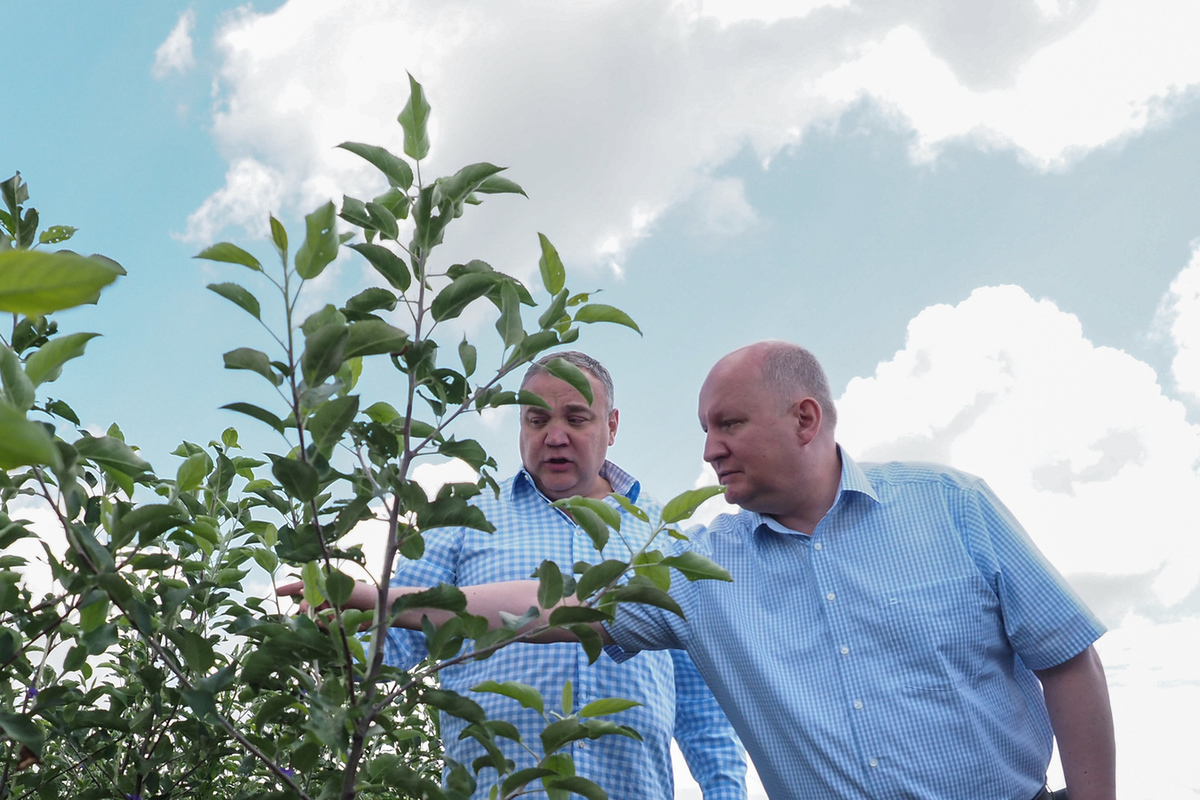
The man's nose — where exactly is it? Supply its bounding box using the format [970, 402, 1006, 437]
[703, 431, 726, 464]
[545, 424, 570, 446]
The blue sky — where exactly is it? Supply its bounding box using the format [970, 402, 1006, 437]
[7, 1, 1200, 797]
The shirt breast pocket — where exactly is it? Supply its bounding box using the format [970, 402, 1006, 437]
[883, 574, 994, 691]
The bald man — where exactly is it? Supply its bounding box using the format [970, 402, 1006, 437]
[291, 342, 1115, 800]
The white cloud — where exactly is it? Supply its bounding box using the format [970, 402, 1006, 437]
[178, 157, 287, 243]
[816, 0, 1200, 167]
[153, 10, 197, 79]
[837, 284, 1200, 611]
[184, 0, 1200, 270]
[1158, 243, 1200, 404]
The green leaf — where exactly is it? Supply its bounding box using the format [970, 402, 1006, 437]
[0, 346, 34, 409]
[221, 402, 285, 434]
[344, 320, 408, 359]
[611, 494, 649, 523]
[573, 303, 641, 335]
[569, 623, 605, 664]
[472, 680, 545, 715]
[571, 498, 620, 531]
[502, 768, 557, 797]
[495, 280, 524, 349]
[306, 395, 359, 457]
[536, 560, 564, 609]
[194, 242, 262, 272]
[348, 243, 411, 292]
[270, 215, 288, 263]
[538, 288, 570, 330]
[344, 287, 397, 315]
[223, 347, 282, 386]
[474, 175, 527, 196]
[543, 776, 608, 800]
[325, 568, 355, 606]
[458, 338, 476, 377]
[397, 73, 432, 161]
[207, 282, 261, 320]
[547, 606, 611, 626]
[337, 141, 414, 189]
[269, 455, 319, 502]
[0, 710, 44, 754]
[607, 583, 683, 618]
[660, 485, 725, 524]
[659, 550, 733, 582]
[537, 233, 566, 296]
[294, 201, 339, 280]
[38, 225, 76, 245]
[571, 505, 609, 552]
[23, 332, 99, 387]
[0, 250, 120, 315]
[579, 697, 641, 718]
[433, 163, 506, 208]
[536, 358, 591, 407]
[430, 272, 500, 321]
[574, 559, 628, 601]
[423, 688, 486, 725]
[364, 202, 399, 240]
[73, 434, 151, 477]
[301, 322, 349, 386]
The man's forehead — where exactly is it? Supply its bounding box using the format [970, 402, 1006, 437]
[523, 371, 605, 407]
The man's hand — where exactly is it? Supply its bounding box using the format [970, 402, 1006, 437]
[276, 579, 381, 614]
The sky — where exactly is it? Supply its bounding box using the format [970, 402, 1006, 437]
[5, 0, 1200, 797]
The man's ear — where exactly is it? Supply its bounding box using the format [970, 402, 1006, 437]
[608, 408, 619, 445]
[792, 397, 822, 446]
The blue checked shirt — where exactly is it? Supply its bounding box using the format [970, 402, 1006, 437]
[384, 461, 747, 800]
[607, 449, 1106, 800]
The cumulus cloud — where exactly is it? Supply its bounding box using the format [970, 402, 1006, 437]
[816, 0, 1200, 166]
[184, 0, 1200, 271]
[153, 9, 197, 79]
[837, 284, 1200, 612]
[1157, 244, 1200, 404]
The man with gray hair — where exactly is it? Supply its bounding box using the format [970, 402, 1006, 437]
[383, 351, 747, 800]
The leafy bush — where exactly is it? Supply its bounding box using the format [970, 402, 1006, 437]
[0, 76, 723, 800]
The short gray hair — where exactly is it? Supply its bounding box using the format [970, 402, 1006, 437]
[520, 350, 615, 414]
[760, 342, 837, 429]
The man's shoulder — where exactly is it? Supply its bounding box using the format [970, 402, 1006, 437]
[858, 459, 986, 494]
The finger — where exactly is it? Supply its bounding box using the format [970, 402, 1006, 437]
[276, 580, 304, 596]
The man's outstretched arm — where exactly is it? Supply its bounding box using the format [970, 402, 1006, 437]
[276, 579, 615, 645]
[1034, 645, 1116, 800]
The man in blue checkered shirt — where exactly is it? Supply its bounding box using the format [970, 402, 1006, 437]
[383, 351, 747, 800]
[322, 342, 1117, 800]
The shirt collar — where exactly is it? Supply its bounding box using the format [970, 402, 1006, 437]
[512, 460, 641, 504]
[748, 445, 878, 536]
[835, 445, 879, 504]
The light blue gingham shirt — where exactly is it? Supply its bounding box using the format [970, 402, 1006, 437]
[384, 461, 747, 800]
[607, 449, 1105, 800]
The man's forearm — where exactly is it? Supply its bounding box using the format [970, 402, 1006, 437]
[389, 581, 615, 644]
[279, 578, 614, 644]
[1035, 645, 1116, 800]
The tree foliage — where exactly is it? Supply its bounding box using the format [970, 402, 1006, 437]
[0, 77, 726, 800]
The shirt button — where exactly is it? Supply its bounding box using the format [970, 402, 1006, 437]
[813, 542, 822, 550]
[839, 646, 849, 655]
[868, 758, 879, 768]
[826, 592, 836, 601]
[853, 700, 864, 710]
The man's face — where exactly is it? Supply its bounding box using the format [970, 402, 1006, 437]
[519, 370, 618, 501]
[698, 356, 803, 515]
